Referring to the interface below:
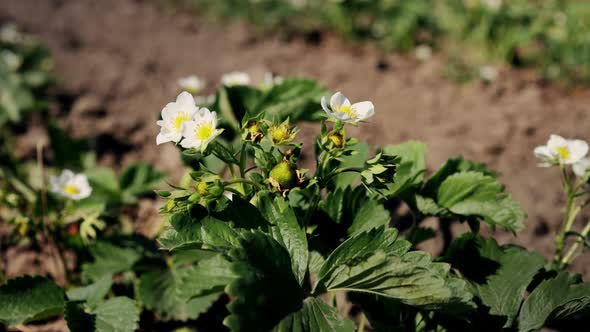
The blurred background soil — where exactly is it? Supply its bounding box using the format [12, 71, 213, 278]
[2, 0, 590, 276]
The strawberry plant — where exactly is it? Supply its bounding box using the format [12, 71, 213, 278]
[4, 68, 590, 331]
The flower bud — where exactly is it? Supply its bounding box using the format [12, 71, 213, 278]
[269, 122, 296, 145]
[244, 121, 264, 143]
[327, 130, 345, 149]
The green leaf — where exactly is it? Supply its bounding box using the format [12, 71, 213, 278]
[66, 275, 113, 308]
[252, 79, 329, 122]
[271, 297, 355, 332]
[422, 157, 497, 198]
[225, 231, 305, 332]
[329, 142, 369, 190]
[316, 228, 474, 311]
[258, 193, 308, 285]
[158, 212, 203, 251]
[137, 255, 233, 321]
[0, 276, 65, 326]
[65, 297, 139, 332]
[519, 273, 590, 332]
[119, 163, 165, 202]
[437, 172, 526, 232]
[81, 240, 146, 282]
[214, 195, 269, 229]
[85, 167, 121, 201]
[477, 247, 545, 327]
[320, 186, 391, 236]
[381, 141, 426, 197]
[215, 85, 262, 132]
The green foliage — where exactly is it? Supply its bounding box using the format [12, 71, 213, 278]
[65, 297, 139, 332]
[66, 275, 113, 308]
[0, 276, 65, 326]
[136, 254, 231, 321]
[519, 273, 590, 332]
[315, 227, 474, 311]
[272, 297, 356, 332]
[436, 171, 526, 232]
[0, 24, 54, 127]
[224, 231, 305, 331]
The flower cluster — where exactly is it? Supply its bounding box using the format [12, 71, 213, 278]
[535, 134, 590, 177]
[156, 91, 223, 151]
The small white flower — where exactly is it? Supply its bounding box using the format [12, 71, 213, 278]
[221, 71, 251, 87]
[50, 170, 92, 200]
[415, 45, 432, 62]
[180, 107, 224, 151]
[573, 158, 590, 178]
[480, 65, 498, 82]
[177, 75, 206, 94]
[321, 92, 375, 124]
[534, 134, 589, 166]
[156, 91, 198, 145]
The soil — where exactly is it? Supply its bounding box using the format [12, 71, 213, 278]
[3, 0, 590, 300]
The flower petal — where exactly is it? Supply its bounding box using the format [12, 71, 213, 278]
[547, 134, 568, 152]
[321, 96, 331, 114]
[533, 145, 553, 160]
[330, 92, 351, 110]
[176, 91, 196, 106]
[573, 158, 590, 177]
[161, 103, 179, 120]
[351, 101, 375, 120]
[567, 139, 589, 164]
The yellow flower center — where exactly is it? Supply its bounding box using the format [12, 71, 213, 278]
[196, 124, 213, 141]
[174, 114, 189, 131]
[557, 146, 570, 160]
[336, 105, 356, 118]
[271, 124, 291, 144]
[64, 184, 80, 195]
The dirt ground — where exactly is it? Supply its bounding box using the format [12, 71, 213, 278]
[2, 0, 590, 279]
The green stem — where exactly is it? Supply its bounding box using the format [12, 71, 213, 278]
[225, 178, 265, 190]
[562, 220, 590, 267]
[554, 165, 579, 264]
[358, 312, 367, 332]
[323, 167, 364, 184]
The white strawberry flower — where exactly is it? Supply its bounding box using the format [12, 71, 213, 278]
[50, 170, 92, 200]
[180, 107, 223, 151]
[156, 91, 198, 145]
[221, 71, 251, 87]
[573, 158, 590, 177]
[321, 91, 375, 124]
[177, 75, 206, 94]
[534, 134, 589, 166]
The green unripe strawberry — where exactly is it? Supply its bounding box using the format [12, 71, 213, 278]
[269, 161, 298, 189]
